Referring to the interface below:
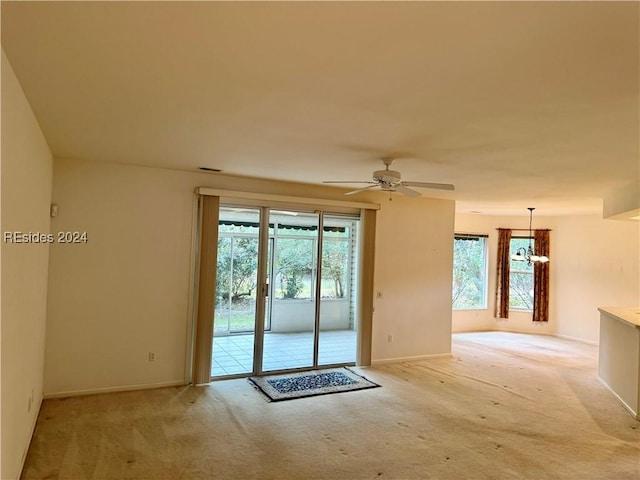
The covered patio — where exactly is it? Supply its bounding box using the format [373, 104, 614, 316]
[212, 329, 357, 377]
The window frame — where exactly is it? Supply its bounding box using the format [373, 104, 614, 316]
[508, 236, 535, 312]
[452, 233, 489, 311]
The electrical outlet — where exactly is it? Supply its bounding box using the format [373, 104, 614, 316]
[148, 352, 156, 362]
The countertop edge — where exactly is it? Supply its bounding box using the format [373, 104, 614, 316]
[598, 307, 640, 328]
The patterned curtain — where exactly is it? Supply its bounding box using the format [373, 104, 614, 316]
[532, 229, 550, 322]
[494, 228, 512, 319]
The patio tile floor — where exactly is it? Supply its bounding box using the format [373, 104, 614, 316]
[212, 329, 356, 377]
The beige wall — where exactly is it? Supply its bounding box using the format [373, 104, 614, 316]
[372, 196, 455, 363]
[45, 159, 196, 395]
[453, 213, 557, 336]
[46, 158, 455, 394]
[454, 212, 640, 344]
[554, 215, 639, 343]
[1, 51, 53, 480]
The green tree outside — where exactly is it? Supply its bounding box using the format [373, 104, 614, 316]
[452, 237, 487, 309]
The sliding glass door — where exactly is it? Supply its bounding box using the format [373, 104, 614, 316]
[212, 207, 261, 377]
[318, 215, 357, 366]
[211, 206, 359, 379]
[262, 211, 319, 372]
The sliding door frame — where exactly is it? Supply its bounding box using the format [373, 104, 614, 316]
[190, 188, 379, 384]
[312, 211, 324, 370]
[252, 206, 270, 375]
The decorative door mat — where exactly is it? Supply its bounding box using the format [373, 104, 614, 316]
[248, 367, 380, 402]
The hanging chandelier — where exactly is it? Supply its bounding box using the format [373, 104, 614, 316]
[511, 207, 549, 266]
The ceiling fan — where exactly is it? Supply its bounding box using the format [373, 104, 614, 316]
[323, 158, 455, 197]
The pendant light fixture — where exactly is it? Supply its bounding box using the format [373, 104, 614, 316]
[511, 207, 549, 266]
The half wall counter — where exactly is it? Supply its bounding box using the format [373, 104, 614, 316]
[598, 307, 640, 420]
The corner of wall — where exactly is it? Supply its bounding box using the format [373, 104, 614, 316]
[1, 49, 54, 480]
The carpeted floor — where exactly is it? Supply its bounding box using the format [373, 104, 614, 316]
[21, 332, 640, 479]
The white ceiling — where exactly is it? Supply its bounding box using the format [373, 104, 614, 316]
[2, 1, 638, 215]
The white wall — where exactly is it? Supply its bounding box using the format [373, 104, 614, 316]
[453, 212, 640, 344]
[45, 159, 196, 396]
[453, 213, 557, 336]
[603, 181, 640, 220]
[554, 215, 639, 343]
[1, 50, 53, 480]
[372, 196, 455, 362]
[46, 158, 455, 394]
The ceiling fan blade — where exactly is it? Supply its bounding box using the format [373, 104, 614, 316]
[323, 181, 376, 184]
[402, 181, 455, 191]
[395, 185, 421, 197]
[345, 185, 380, 195]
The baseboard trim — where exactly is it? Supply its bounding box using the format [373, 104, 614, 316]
[493, 327, 555, 336]
[19, 395, 43, 480]
[554, 333, 598, 346]
[44, 380, 187, 399]
[372, 352, 452, 366]
[457, 328, 600, 346]
[452, 329, 494, 334]
[597, 377, 639, 420]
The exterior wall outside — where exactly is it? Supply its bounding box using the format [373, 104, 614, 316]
[270, 299, 350, 332]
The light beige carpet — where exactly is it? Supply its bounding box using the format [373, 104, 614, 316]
[22, 332, 640, 479]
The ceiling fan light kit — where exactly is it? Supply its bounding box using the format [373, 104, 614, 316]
[323, 158, 455, 199]
[511, 207, 550, 266]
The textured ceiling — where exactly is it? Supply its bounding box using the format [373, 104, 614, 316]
[2, 1, 638, 215]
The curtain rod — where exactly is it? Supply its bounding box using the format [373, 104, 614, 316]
[496, 228, 552, 231]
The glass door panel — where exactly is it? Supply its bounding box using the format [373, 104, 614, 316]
[228, 236, 259, 333]
[265, 237, 273, 332]
[212, 207, 260, 378]
[214, 236, 232, 335]
[210, 206, 360, 379]
[318, 216, 358, 366]
[262, 211, 318, 372]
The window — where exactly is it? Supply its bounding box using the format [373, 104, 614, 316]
[452, 234, 488, 309]
[509, 237, 534, 310]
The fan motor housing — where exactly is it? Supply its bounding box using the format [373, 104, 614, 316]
[373, 169, 401, 183]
